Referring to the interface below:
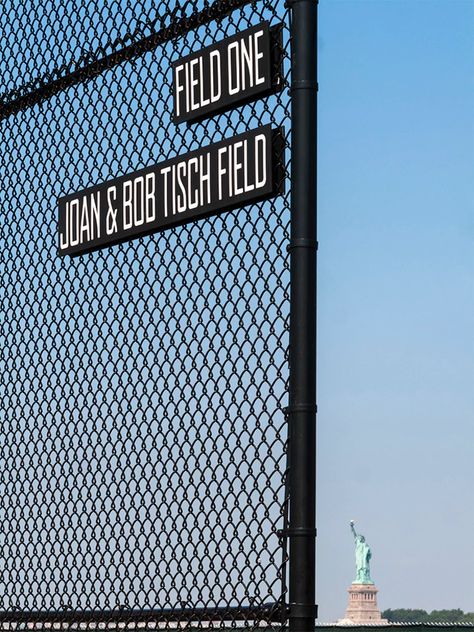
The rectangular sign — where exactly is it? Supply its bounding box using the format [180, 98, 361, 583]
[58, 126, 282, 256]
[172, 22, 280, 124]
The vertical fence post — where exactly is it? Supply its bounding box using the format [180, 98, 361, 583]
[288, 0, 318, 631]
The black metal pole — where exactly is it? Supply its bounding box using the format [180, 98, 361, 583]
[288, 0, 318, 631]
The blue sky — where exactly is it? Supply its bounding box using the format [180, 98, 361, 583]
[317, 0, 474, 621]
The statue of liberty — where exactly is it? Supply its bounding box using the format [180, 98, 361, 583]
[350, 521, 374, 584]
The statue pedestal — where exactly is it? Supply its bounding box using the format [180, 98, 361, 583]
[342, 583, 388, 624]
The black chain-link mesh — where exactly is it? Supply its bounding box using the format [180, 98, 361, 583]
[0, 1, 291, 628]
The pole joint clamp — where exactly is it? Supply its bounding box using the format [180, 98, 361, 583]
[283, 404, 317, 415]
[277, 527, 317, 539]
[285, 0, 319, 6]
[286, 238, 318, 252]
[289, 603, 318, 619]
[290, 80, 318, 93]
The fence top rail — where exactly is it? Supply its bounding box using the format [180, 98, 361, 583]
[0, 0, 256, 121]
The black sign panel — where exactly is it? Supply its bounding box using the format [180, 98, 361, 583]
[173, 22, 279, 124]
[58, 126, 281, 256]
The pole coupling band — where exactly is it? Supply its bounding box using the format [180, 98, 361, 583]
[286, 238, 318, 252]
[277, 527, 317, 538]
[289, 603, 318, 619]
[285, 0, 319, 6]
[290, 80, 318, 93]
[283, 404, 317, 414]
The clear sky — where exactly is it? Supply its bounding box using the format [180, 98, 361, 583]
[317, 0, 474, 621]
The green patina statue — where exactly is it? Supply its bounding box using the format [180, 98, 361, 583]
[350, 520, 374, 584]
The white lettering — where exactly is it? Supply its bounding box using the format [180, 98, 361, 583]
[80, 196, 90, 242]
[161, 166, 172, 218]
[123, 180, 133, 230]
[106, 186, 118, 235]
[145, 173, 155, 222]
[184, 62, 190, 114]
[188, 158, 199, 210]
[254, 30, 265, 85]
[60, 202, 69, 250]
[241, 35, 253, 91]
[177, 162, 187, 213]
[218, 147, 227, 201]
[255, 133, 267, 189]
[175, 30, 268, 117]
[190, 58, 200, 111]
[233, 141, 244, 195]
[133, 176, 145, 226]
[69, 199, 80, 247]
[200, 153, 211, 206]
[199, 57, 210, 108]
[175, 64, 185, 117]
[210, 50, 221, 103]
[243, 140, 254, 193]
[172, 164, 176, 216]
[90, 192, 100, 239]
[228, 42, 240, 95]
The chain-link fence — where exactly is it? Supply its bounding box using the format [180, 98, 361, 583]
[0, 0, 299, 629]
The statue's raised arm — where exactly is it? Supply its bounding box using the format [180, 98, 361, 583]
[350, 520, 357, 540]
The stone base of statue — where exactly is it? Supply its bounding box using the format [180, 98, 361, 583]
[341, 583, 388, 624]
